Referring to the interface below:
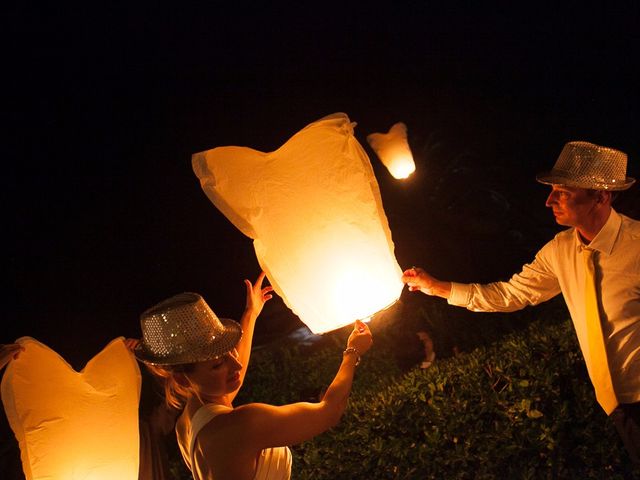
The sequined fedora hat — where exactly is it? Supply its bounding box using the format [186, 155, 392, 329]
[536, 141, 635, 191]
[134, 292, 242, 365]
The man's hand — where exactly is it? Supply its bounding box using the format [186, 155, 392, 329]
[401, 267, 452, 298]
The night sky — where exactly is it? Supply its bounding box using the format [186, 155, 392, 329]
[5, 3, 639, 369]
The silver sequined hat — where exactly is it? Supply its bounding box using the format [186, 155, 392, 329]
[536, 141, 635, 191]
[134, 292, 242, 365]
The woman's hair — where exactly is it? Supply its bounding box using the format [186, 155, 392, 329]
[144, 362, 196, 409]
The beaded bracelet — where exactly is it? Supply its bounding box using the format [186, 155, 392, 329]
[343, 347, 361, 366]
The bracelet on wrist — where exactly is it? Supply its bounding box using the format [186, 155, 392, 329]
[343, 347, 361, 366]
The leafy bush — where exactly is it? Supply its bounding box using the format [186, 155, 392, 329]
[170, 306, 639, 479]
[290, 316, 637, 479]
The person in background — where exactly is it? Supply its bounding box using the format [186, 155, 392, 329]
[134, 272, 373, 480]
[125, 338, 180, 480]
[416, 331, 436, 369]
[403, 141, 639, 464]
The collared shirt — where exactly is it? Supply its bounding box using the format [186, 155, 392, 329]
[448, 209, 640, 404]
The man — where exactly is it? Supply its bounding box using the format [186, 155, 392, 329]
[402, 141, 639, 463]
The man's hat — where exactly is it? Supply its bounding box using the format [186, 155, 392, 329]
[536, 141, 635, 191]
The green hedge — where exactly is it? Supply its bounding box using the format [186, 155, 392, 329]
[170, 307, 639, 479]
[292, 318, 639, 479]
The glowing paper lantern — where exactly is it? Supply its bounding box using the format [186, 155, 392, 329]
[193, 112, 403, 333]
[367, 122, 416, 179]
[1, 337, 141, 480]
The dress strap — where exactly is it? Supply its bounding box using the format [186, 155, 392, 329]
[189, 404, 233, 470]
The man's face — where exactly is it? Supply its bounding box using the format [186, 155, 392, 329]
[545, 185, 598, 228]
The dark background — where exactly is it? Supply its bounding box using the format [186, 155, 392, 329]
[5, 3, 639, 369]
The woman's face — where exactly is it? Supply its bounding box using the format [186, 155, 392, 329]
[186, 348, 242, 399]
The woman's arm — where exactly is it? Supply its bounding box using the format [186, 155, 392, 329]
[231, 320, 373, 448]
[229, 272, 273, 402]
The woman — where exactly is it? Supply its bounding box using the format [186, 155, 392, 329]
[134, 272, 373, 480]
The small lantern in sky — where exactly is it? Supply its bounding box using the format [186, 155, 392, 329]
[193, 112, 404, 334]
[1, 337, 141, 480]
[367, 122, 416, 179]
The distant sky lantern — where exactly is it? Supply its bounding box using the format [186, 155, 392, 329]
[367, 122, 416, 179]
[1, 337, 141, 480]
[193, 112, 404, 334]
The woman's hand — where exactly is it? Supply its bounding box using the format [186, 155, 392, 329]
[244, 271, 274, 318]
[0, 343, 24, 370]
[346, 320, 373, 356]
[123, 338, 140, 351]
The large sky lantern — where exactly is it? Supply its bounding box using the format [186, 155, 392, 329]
[193, 112, 404, 334]
[1, 337, 141, 480]
[367, 122, 416, 179]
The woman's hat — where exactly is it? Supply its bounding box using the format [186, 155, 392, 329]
[134, 292, 242, 366]
[536, 141, 635, 191]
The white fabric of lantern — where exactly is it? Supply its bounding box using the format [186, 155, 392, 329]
[367, 122, 416, 179]
[1, 337, 141, 480]
[193, 112, 404, 334]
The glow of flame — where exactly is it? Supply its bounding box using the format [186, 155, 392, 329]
[367, 122, 416, 179]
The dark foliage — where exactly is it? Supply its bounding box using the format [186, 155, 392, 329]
[167, 302, 638, 479]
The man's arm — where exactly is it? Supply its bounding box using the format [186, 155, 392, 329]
[402, 242, 561, 313]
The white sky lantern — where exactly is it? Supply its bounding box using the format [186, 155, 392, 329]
[1, 337, 141, 480]
[367, 122, 416, 179]
[193, 112, 404, 334]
